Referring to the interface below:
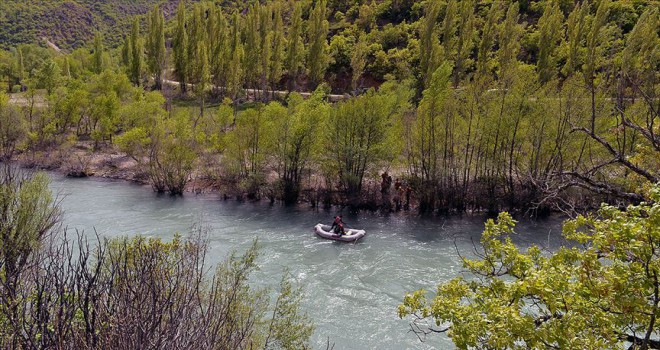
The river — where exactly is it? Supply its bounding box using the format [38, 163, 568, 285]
[49, 174, 566, 349]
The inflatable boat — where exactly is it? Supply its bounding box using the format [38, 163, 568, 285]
[314, 223, 366, 242]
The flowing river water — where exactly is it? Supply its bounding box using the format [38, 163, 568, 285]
[48, 174, 565, 349]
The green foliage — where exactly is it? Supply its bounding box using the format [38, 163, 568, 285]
[145, 5, 165, 89]
[173, 1, 188, 94]
[263, 268, 315, 349]
[1, 0, 658, 211]
[129, 18, 143, 86]
[0, 167, 61, 295]
[118, 105, 197, 195]
[324, 81, 409, 194]
[351, 34, 368, 90]
[285, 2, 304, 91]
[400, 184, 660, 349]
[0, 0, 164, 50]
[307, 0, 330, 89]
[0, 93, 25, 158]
[406, 62, 452, 185]
[36, 59, 60, 95]
[536, 0, 563, 84]
[268, 1, 285, 93]
[92, 31, 104, 74]
[418, 0, 441, 89]
[268, 90, 330, 204]
[0, 175, 314, 348]
[223, 106, 270, 185]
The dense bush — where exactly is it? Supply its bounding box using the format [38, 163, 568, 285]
[0, 166, 313, 349]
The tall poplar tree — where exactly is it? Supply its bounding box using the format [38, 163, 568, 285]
[497, 2, 522, 86]
[187, 3, 206, 88]
[285, 2, 304, 92]
[441, 0, 457, 63]
[211, 8, 230, 95]
[452, 0, 476, 87]
[146, 5, 166, 90]
[269, 1, 285, 97]
[564, 1, 589, 77]
[243, 4, 261, 93]
[476, 2, 502, 81]
[584, 0, 610, 133]
[419, 0, 442, 89]
[121, 35, 131, 68]
[228, 11, 244, 121]
[351, 34, 367, 91]
[15, 47, 24, 88]
[307, 0, 329, 89]
[195, 41, 210, 120]
[536, 0, 563, 84]
[129, 18, 142, 86]
[259, 4, 272, 100]
[92, 31, 104, 74]
[173, 1, 188, 93]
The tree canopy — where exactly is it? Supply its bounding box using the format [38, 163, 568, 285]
[400, 184, 660, 349]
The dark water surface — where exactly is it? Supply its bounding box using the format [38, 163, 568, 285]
[49, 174, 565, 349]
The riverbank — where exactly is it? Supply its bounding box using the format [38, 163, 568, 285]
[10, 142, 417, 212]
[9, 138, 598, 216]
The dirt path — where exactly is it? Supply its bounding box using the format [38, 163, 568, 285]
[162, 79, 349, 102]
[8, 94, 48, 108]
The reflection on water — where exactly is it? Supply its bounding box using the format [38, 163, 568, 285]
[49, 174, 565, 350]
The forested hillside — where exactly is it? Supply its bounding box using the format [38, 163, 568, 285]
[0, 0, 658, 214]
[0, 0, 171, 49]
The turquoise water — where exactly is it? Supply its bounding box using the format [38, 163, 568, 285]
[49, 174, 565, 349]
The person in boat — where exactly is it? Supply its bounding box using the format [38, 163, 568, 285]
[330, 215, 345, 235]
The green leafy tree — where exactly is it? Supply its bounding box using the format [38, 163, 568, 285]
[536, 0, 563, 84]
[259, 4, 272, 101]
[118, 107, 198, 195]
[129, 18, 142, 86]
[228, 108, 268, 175]
[244, 4, 261, 93]
[92, 31, 104, 74]
[584, 0, 610, 133]
[325, 82, 408, 197]
[228, 11, 244, 121]
[441, 0, 457, 63]
[0, 92, 25, 159]
[285, 2, 304, 91]
[194, 40, 210, 120]
[263, 268, 315, 349]
[146, 5, 166, 89]
[36, 59, 60, 95]
[121, 34, 131, 68]
[400, 184, 660, 349]
[475, 1, 502, 81]
[85, 70, 134, 148]
[451, 0, 476, 87]
[268, 91, 329, 204]
[405, 63, 453, 210]
[351, 34, 367, 91]
[419, 0, 441, 90]
[187, 3, 206, 89]
[497, 2, 522, 84]
[223, 106, 271, 199]
[0, 167, 61, 302]
[173, 1, 188, 94]
[14, 47, 24, 90]
[210, 8, 231, 95]
[268, 1, 285, 97]
[307, 0, 330, 89]
[563, 1, 589, 77]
